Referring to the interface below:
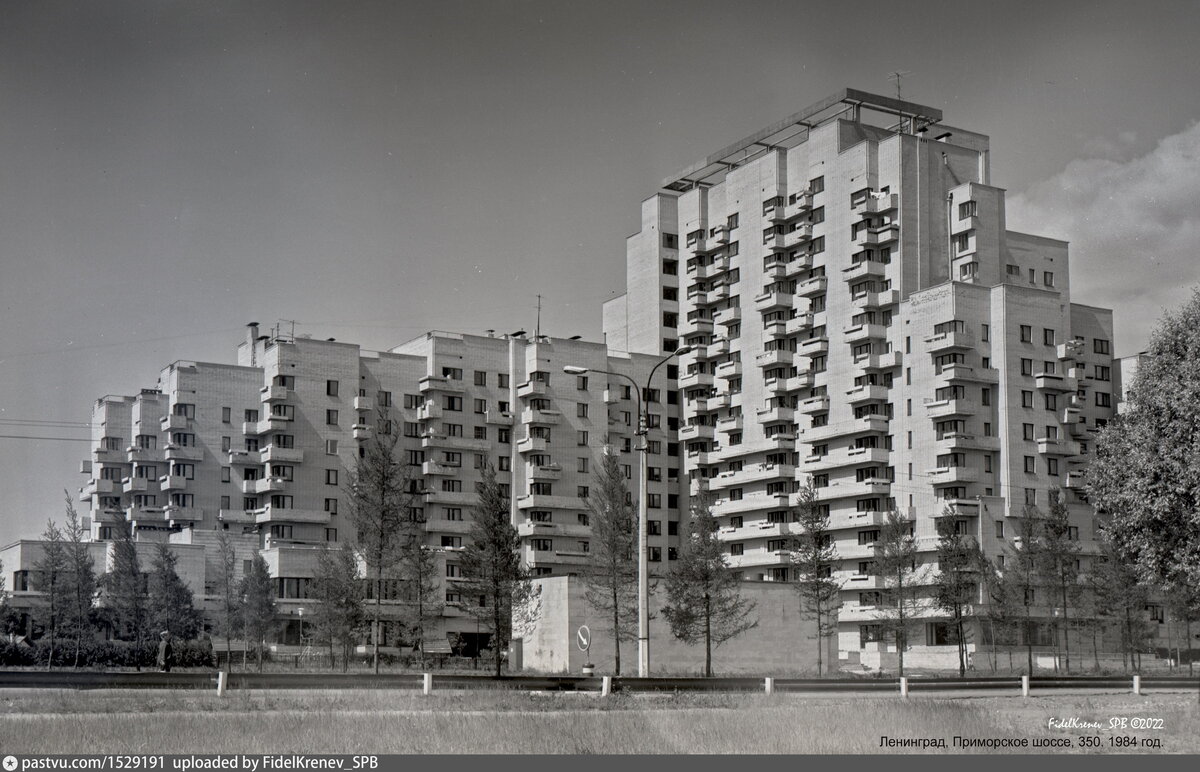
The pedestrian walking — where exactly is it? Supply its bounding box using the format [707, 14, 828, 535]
[157, 631, 173, 673]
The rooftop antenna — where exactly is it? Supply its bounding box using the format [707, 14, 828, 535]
[535, 294, 542, 340]
[889, 70, 912, 134]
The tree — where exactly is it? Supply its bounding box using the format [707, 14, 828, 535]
[148, 543, 204, 640]
[31, 519, 67, 669]
[103, 517, 147, 667]
[1092, 532, 1154, 672]
[582, 445, 638, 675]
[212, 529, 242, 673]
[60, 494, 97, 668]
[932, 511, 984, 677]
[460, 465, 529, 678]
[874, 510, 920, 677]
[1164, 581, 1200, 677]
[239, 554, 276, 671]
[348, 411, 418, 674]
[398, 533, 443, 668]
[1005, 509, 1045, 675]
[978, 554, 1021, 673]
[790, 481, 840, 676]
[309, 546, 365, 671]
[1035, 488, 1082, 673]
[1088, 288, 1200, 592]
[661, 498, 757, 677]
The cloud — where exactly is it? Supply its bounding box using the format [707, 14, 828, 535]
[1007, 121, 1200, 356]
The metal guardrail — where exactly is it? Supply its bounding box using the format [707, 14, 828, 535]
[0, 670, 1196, 694]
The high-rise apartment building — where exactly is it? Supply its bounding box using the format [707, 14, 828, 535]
[605, 88, 1119, 664]
[75, 325, 683, 650]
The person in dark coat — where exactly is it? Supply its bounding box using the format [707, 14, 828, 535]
[157, 631, 173, 672]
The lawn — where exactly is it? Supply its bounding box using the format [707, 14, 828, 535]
[0, 689, 1195, 754]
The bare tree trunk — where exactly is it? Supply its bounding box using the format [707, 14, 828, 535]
[1187, 617, 1194, 677]
[1061, 579, 1071, 674]
[815, 598, 823, 677]
[373, 569, 382, 675]
[612, 581, 621, 675]
[704, 593, 712, 678]
[493, 593, 503, 678]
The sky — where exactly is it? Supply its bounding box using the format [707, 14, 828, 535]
[3, 0, 1200, 547]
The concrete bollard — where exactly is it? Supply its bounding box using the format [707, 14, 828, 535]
[1021, 675, 1030, 698]
[764, 677, 774, 695]
[899, 676, 908, 699]
[216, 670, 227, 697]
[1133, 675, 1141, 695]
[601, 676, 612, 697]
[423, 672, 432, 696]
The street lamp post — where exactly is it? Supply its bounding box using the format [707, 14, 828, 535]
[564, 345, 691, 677]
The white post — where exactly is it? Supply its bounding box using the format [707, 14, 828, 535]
[899, 676, 908, 699]
[216, 670, 227, 697]
[764, 677, 774, 695]
[1133, 675, 1141, 695]
[601, 676, 612, 697]
[423, 672, 432, 696]
[1021, 675, 1030, 698]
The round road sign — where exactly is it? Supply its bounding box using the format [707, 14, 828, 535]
[576, 624, 591, 652]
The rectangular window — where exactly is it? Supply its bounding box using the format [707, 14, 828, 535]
[378, 391, 392, 407]
[325, 469, 339, 485]
[474, 371, 488, 386]
[326, 380, 339, 397]
[326, 409, 338, 425]
[324, 498, 338, 514]
[222, 407, 231, 423]
[1094, 339, 1111, 355]
[1043, 328, 1056, 346]
[1020, 325, 1032, 343]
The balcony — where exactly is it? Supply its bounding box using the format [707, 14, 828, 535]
[763, 320, 789, 341]
[936, 432, 1001, 453]
[422, 461, 458, 476]
[261, 445, 304, 464]
[517, 520, 592, 539]
[841, 260, 888, 283]
[850, 288, 900, 310]
[516, 493, 588, 511]
[714, 306, 742, 325]
[160, 414, 189, 431]
[226, 449, 257, 465]
[814, 479, 891, 502]
[924, 398, 976, 418]
[123, 505, 164, 524]
[124, 446, 157, 464]
[528, 463, 563, 481]
[784, 192, 812, 219]
[799, 335, 829, 356]
[120, 477, 149, 494]
[754, 349, 794, 368]
[846, 384, 889, 404]
[417, 402, 442, 421]
[937, 363, 999, 383]
[516, 437, 549, 455]
[250, 417, 291, 435]
[693, 393, 730, 413]
[924, 329, 974, 352]
[783, 224, 813, 249]
[253, 506, 329, 525]
[798, 395, 829, 415]
[855, 351, 902, 371]
[1037, 437, 1077, 456]
[157, 473, 188, 491]
[716, 415, 744, 433]
[764, 372, 813, 394]
[797, 276, 827, 297]
[843, 322, 887, 344]
[715, 360, 742, 379]
[81, 478, 118, 499]
[753, 291, 792, 312]
[1056, 340, 1085, 361]
[516, 380, 548, 399]
[419, 375, 465, 394]
[755, 405, 795, 425]
[927, 466, 980, 485]
[856, 223, 899, 246]
[1035, 373, 1077, 393]
[785, 313, 814, 335]
[260, 385, 290, 402]
[352, 424, 372, 441]
[679, 371, 715, 390]
[163, 444, 204, 462]
[353, 396, 372, 411]
[679, 423, 716, 442]
[164, 506, 204, 524]
[860, 193, 898, 214]
[843, 446, 891, 465]
[679, 316, 715, 336]
[1065, 470, 1087, 489]
[521, 408, 561, 425]
[253, 477, 290, 494]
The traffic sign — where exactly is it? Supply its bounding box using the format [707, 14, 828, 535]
[576, 624, 591, 652]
